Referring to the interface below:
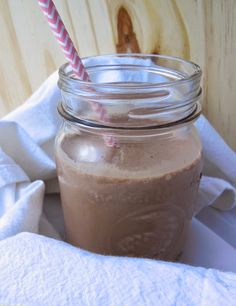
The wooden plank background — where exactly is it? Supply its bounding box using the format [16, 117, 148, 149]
[0, 0, 235, 150]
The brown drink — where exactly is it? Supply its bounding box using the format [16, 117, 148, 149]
[56, 130, 202, 260]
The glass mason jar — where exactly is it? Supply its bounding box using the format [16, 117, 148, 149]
[55, 54, 202, 261]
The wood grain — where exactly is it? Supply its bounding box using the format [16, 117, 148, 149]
[0, 0, 235, 151]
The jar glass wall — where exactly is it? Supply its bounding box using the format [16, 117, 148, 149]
[55, 54, 202, 260]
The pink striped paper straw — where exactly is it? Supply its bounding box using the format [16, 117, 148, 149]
[38, 0, 116, 147]
[38, 0, 89, 81]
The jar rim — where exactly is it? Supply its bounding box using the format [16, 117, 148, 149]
[58, 53, 202, 90]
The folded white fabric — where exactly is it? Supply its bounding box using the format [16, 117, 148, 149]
[0, 71, 236, 304]
[0, 232, 236, 306]
[0, 73, 59, 242]
[0, 148, 44, 240]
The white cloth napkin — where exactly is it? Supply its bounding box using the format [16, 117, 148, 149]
[0, 71, 236, 304]
[0, 231, 236, 306]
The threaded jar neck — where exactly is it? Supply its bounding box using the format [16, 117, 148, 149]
[58, 54, 202, 130]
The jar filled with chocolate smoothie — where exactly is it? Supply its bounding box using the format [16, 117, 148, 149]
[55, 54, 202, 261]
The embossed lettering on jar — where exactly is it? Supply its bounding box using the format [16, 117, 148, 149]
[55, 54, 203, 261]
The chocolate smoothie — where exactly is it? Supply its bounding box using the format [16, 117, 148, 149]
[56, 130, 202, 260]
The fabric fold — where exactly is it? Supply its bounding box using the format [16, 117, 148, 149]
[196, 175, 236, 214]
[0, 180, 44, 240]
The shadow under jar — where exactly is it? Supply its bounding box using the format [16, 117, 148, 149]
[55, 54, 203, 261]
